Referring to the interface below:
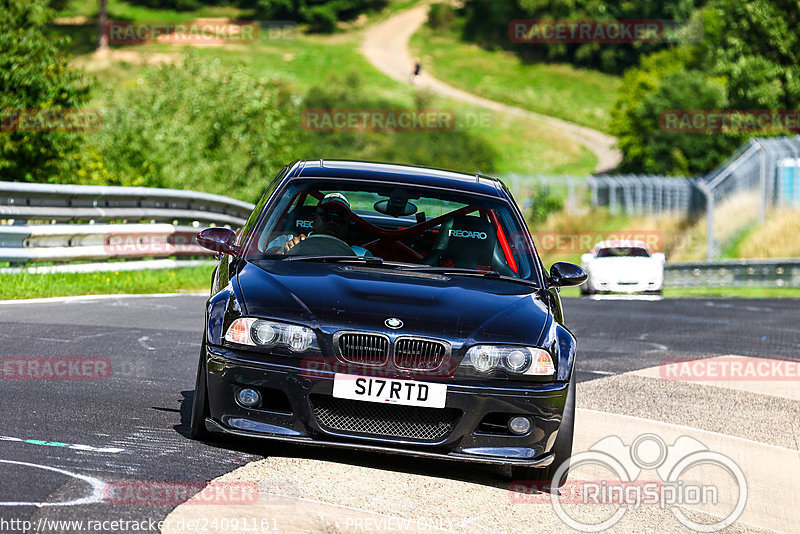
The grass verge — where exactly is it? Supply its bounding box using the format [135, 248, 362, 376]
[410, 24, 621, 132]
[0, 266, 212, 300]
[66, 13, 597, 176]
[5, 266, 797, 300]
[662, 286, 800, 298]
[560, 286, 800, 299]
[56, 0, 252, 22]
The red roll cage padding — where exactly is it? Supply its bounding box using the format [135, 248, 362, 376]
[271, 190, 487, 261]
[355, 205, 479, 262]
[484, 208, 518, 273]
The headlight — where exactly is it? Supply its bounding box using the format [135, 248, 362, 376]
[224, 317, 318, 353]
[461, 345, 555, 376]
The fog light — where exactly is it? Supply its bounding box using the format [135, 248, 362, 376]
[237, 388, 261, 408]
[508, 416, 531, 435]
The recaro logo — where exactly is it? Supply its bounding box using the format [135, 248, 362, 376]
[296, 220, 313, 228]
[449, 230, 487, 239]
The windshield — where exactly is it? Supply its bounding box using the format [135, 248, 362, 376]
[244, 179, 540, 282]
[596, 247, 650, 258]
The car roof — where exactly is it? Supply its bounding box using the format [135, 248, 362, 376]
[286, 160, 506, 198]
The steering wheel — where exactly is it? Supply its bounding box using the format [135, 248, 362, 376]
[283, 234, 357, 256]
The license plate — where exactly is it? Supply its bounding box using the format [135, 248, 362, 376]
[332, 374, 447, 408]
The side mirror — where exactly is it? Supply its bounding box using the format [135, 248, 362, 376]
[652, 252, 666, 265]
[549, 262, 588, 288]
[197, 227, 239, 255]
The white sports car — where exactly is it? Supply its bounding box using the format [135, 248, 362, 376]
[580, 240, 665, 295]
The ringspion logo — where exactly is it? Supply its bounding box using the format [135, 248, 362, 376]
[510, 434, 747, 532]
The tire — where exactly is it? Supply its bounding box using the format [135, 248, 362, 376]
[190, 340, 211, 440]
[512, 373, 575, 488]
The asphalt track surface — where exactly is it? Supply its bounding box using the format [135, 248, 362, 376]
[0, 294, 797, 533]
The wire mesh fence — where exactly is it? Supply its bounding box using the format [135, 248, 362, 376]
[512, 136, 800, 259]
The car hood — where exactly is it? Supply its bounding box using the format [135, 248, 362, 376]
[237, 260, 550, 345]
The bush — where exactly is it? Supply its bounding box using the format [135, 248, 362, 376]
[89, 52, 300, 202]
[252, 0, 387, 32]
[528, 188, 563, 224]
[460, 0, 706, 74]
[301, 3, 337, 32]
[610, 0, 800, 175]
[0, 0, 93, 182]
[427, 3, 456, 30]
[612, 67, 742, 175]
[87, 63, 497, 201]
[296, 72, 497, 174]
[125, 0, 204, 11]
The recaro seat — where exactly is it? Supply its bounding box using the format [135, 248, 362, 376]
[279, 204, 317, 235]
[423, 215, 516, 276]
[258, 204, 318, 251]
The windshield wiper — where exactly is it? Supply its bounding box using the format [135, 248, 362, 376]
[281, 255, 386, 265]
[277, 257, 538, 286]
[398, 266, 539, 287]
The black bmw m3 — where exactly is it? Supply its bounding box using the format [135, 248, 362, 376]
[191, 160, 586, 486]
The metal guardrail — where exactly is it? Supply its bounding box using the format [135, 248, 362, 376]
[3, 182, 797, 286]
[0, 223, 209, 263]
[665, 259, 800, 288]
[0, 182, 255, 270]
[0, 181, 254, 226]
[586, 137, 800, 260]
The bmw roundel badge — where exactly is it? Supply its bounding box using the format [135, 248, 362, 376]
[385, 318, 403, 329]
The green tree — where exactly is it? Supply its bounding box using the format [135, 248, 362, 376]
[460, 0, 705, 74]
[611, 0, 800, 174]
[251, 0, 387, 32]
[612, 64, 741, 174]
[699, 0, 800, 109]
[0, 0, 92, 182]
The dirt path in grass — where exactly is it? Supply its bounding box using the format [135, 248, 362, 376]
[361, 5, 622, 173]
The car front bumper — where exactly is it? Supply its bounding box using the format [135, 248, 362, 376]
[589, 277, 663, 293]
[203, 344, 569, 467]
